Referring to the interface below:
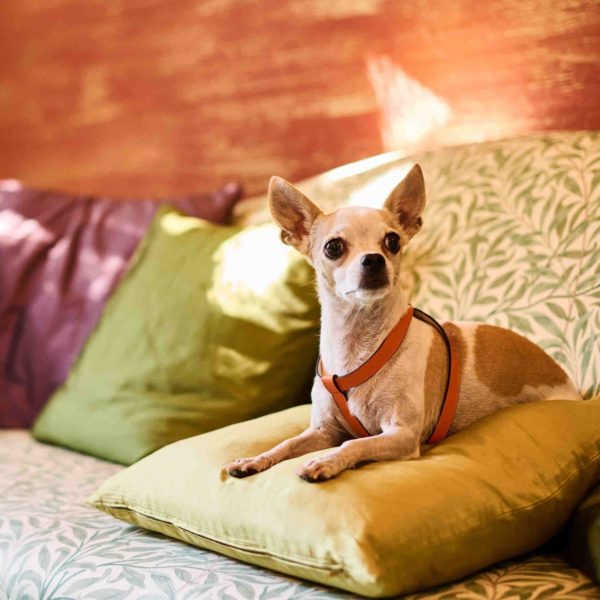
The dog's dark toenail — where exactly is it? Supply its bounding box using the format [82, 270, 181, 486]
[229, 468, 256, 478]
[299, 474, 323, 483]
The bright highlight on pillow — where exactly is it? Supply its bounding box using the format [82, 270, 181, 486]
[210, 225, 296, 302]
[347, 164, 414, 208]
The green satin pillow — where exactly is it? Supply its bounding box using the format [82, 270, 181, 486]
[562, 483, 600, 583]
[90, 399, 600, 597]
[33, 208, 320, 465]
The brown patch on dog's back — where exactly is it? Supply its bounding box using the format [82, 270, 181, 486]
[474, 325, 567, 396]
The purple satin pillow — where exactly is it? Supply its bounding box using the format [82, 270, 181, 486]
[0, 180, 243, 428]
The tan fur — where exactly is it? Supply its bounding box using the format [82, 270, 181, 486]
[474, 324, 568, 395]
[423, 325, 447, 441]
[444, 322, 467, 373]
[224, 165, 582, 483]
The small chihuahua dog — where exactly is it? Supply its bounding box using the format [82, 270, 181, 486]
[224, 165, 581, 483]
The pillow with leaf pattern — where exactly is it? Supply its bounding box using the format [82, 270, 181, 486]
[255, 132, 599, 398]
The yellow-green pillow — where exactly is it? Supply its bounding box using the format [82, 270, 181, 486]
[33, 208, 320, 465]
[90, 399, 600, 597]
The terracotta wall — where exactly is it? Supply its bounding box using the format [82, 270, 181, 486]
[1, 0, 599, 198]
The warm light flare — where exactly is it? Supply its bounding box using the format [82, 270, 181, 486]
[367, 55, 452, 151]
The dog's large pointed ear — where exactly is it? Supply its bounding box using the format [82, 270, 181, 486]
[383, 164, 426, 241]
[268, 176, 322, 255]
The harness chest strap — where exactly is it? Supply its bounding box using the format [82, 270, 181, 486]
[318, 306, 460, 445]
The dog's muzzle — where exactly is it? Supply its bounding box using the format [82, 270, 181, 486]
[359, 253, 388, 289]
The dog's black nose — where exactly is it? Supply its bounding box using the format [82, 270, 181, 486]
[361, 253, 385, 272]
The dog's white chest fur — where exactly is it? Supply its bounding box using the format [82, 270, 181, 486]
[313, 315, 443, 443]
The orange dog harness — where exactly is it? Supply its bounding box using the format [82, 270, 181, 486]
[317, 306, 460, 444]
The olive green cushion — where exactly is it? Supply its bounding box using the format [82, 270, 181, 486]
[562, 483, 600, 583]
[90, 399, 600, 597]
[33, 208, 320, 465]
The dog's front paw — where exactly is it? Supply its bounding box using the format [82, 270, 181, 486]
[223, 455, 272, 478]
[296, 455, 346, 483]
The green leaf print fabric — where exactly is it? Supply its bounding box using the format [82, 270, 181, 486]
[237, 132, 600, 398]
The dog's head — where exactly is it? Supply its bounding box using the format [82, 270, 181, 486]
[268, 164, 426, 305]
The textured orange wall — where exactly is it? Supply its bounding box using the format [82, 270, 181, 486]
[0, 0, 599, 197]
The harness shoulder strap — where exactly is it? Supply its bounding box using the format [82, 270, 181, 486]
[413, 309, 461, 444]
[317, 306, 414, 438]
[336, 306, 414, 390]
[321, 375, 371, 438]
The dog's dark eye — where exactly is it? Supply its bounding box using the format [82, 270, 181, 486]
[384, 232, 401, 254]
[324, 238, 345, 260]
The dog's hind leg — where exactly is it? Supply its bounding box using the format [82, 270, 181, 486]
[296, 427, 420, 482]
[224, 427, 341, 478]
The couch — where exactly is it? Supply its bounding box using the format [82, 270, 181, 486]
[1, 131, 599, 599]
